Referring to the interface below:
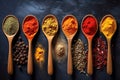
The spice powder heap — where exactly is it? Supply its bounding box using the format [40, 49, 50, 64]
[82, 16, 97, 35]
[23, 16, 38, 39]
[101, 16, 116, 38]
[72, 39, 87, 73]
[54, 37, 67, 63]
[62, 16, 77, 36]
[42, 17, 58, 36]
[34, 44, 45, 63]
[55, 42, 65, 57]
[3, 16, 19, 35]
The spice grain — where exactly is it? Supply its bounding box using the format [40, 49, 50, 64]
[13, 36, 28, 68]
[72, 39, 87, 73]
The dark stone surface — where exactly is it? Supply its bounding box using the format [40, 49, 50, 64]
[0, 0, 120, 80]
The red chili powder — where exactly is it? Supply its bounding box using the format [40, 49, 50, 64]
[23, 16, 38, 39]
[82, 16, 97, 35]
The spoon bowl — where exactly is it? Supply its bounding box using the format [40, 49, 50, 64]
[62, 15, 78, 75]
[42, 14, 58, 75]
[22, 15, 39, 75]
[100, 15, 117, 38]
[2, 15, 19, 75]
[100, 14, 117, 75]
[81, 14, 98, 75]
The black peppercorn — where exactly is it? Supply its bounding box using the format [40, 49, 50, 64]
[13, 36, 28, 69]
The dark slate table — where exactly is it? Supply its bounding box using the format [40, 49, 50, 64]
[0, 0, 120, 80]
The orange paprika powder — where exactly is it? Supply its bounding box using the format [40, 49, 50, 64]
[82, 16, 97, 35]
[23, 16, 39, 39]
[62, 16, 77, 36]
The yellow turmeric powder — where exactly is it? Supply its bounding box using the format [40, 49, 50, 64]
[62, 16, 78, 36]
[101, 16, 116, 38]
[34, 44, 45, 63]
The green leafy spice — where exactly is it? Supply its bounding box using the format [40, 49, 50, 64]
[72, 39, 87, 73]
[3, 16, 19, 35]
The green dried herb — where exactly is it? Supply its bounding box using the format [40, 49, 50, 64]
[3, 16, 19, 35]
[72, 39, 87, 73]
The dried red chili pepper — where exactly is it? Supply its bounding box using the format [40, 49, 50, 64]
[92, 37, 107, 69]
[86, 37, 107, 69]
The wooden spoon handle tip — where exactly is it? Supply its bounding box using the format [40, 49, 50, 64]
[107, 40, 112, 75]
[48, 40, 53, 75]
[67, 39, 73, 75]
[27, 40, 33, 75]
[8, 40, 13, 75]
[87, 40, 93, 75]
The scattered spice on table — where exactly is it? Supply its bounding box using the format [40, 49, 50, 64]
[55, 42, 65, 57]
[34, 44, 45, 63]
[23, 16, 39, 39]
[13, 36, 28, 69]
[3, 15, 19, 35]
[101, 16, 116, 38]
[86, 37, 108, 69]
[72, 39, 87, 73]
[62, 16, 78, 36]
[54, 37, 67, 63]
[82, 15, 97, 35]
[42, 16, 58, 36]
[92, 37, 107, 69]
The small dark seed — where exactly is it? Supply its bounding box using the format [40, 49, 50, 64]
[26, 45, 28, 48]
[18, 65, 21, 68]
[18, 36, 22, 41]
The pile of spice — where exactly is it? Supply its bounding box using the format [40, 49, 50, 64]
[34, 44, 45, 63]
[92, 37, 107, 69]
[62, 16, 78, 36]
[55, 43, 65, 57]
[54, 37, 67, 62]
[101, 16, 116, 37]
[3, 15, 19, 35]
[72, 39, 87, 73]
[82, 15, 97, 35]
[23, 16, 39, 39]
[13, 36, 28, 68]
[42, 16, 58, 36]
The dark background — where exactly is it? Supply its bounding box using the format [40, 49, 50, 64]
[0, 0, 120, 80]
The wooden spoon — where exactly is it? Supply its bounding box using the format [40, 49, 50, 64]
[100, 14, 117, 75]
[62, 15, 78, 75]
[42, 14, 58, 75]
[2, 15, 19, 75]
[22, 15, 39, 75]
[81, 14, 98, 75]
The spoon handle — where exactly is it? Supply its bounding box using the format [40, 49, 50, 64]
[48, 39, 53, 75]
[27, 40, 33, 75]
[8, 39, 13, 75]
[107, 39, 112, 75]
[67, 39, 72, 75]
[87, 39, 93, 75]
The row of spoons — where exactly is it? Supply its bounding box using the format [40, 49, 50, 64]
[2, 14, 116, 76]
